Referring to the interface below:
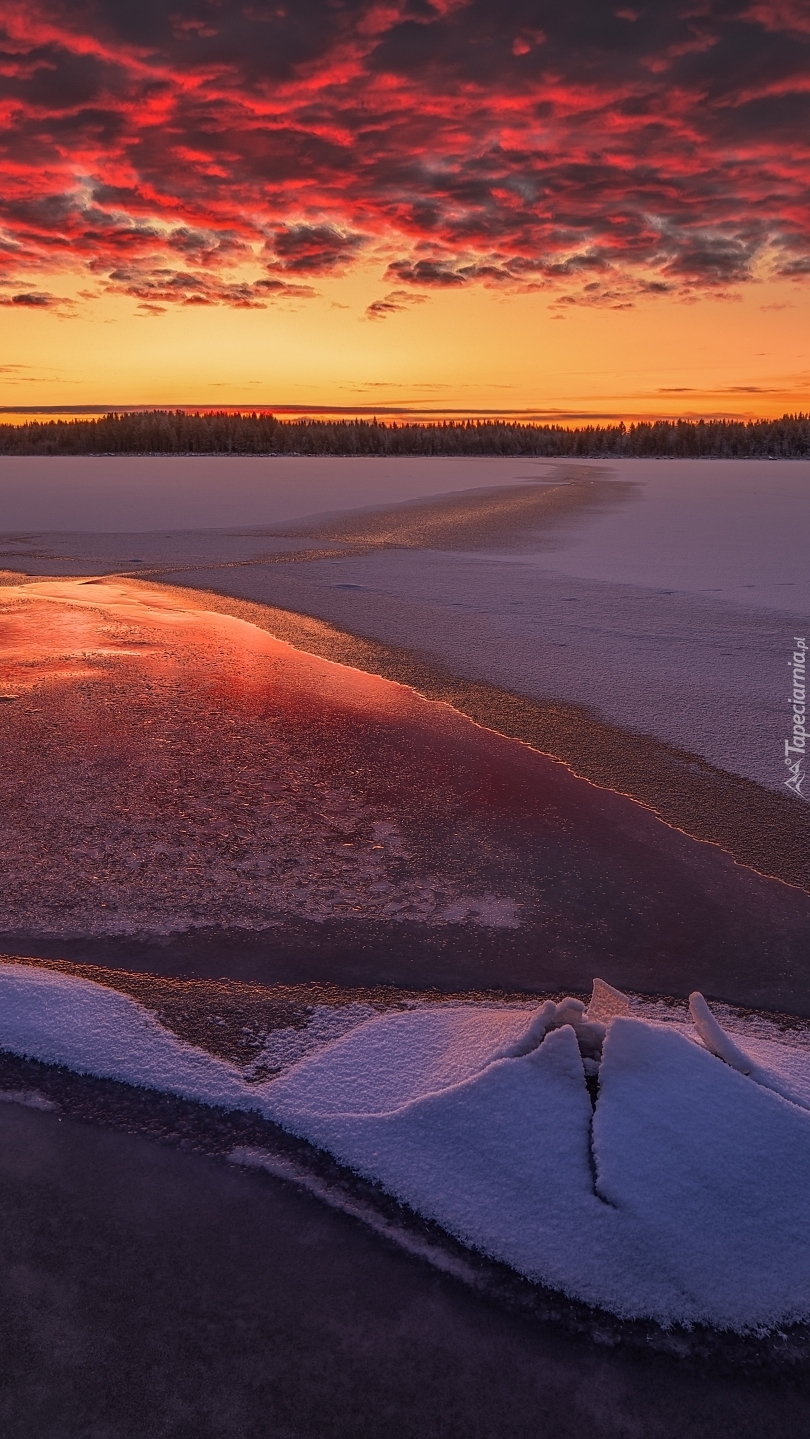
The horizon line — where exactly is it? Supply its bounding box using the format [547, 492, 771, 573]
[0, 404, 805, 425]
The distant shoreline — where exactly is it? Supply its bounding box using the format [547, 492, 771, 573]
[1, 410, 809, 458]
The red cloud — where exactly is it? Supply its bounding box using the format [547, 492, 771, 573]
[0, 2, 808, 309]
[742, 3, 810, 36]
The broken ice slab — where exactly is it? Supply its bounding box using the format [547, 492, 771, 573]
[593, 1016, 810, 1329]
[586, 978, 632, 1024]
[689, 991, 753, 1074]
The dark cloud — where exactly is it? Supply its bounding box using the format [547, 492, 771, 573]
[0, 1, 808, 306]
[776, 255, 810, 277]
[267, 224, 366, 274]
[1, 291, 59, 307]
[0, 288, 76, 315]
[253, 277, 318, 299]
[657, 231, 762, 284]
[166, 228, 250, 264]
[104, 264, 316, 308]
[365, 288, 428, 318]
[384, 259, 470, 287]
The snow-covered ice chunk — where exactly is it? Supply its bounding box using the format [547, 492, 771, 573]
[688, 992, 810, 1111]
[0, 963, 254, 1111]
[4, 960, 810, 1330]
[496, 999, 558, 1057]
[267, 1024, 609, 1288]
[266, 1005, 538, 1116]
[689, 991, 753, 1074]
[496, 997, 605, 1063]
[587, 978, 631, 1024]
[593, 1018, 810, 1330]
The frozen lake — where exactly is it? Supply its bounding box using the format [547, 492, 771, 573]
[0, 454, 553, 532]
[511, 458, 810, 614]
[1, 454, 808, 796]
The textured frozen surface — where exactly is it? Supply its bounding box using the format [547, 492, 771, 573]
[4, 960, 810, 1331]
[0, 580, 525, 935]
[6, 577, 805, 993]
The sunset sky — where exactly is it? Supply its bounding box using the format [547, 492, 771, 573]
[1, 0, 809, 420]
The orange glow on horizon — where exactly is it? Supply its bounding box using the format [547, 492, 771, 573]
[1, 263, 808, 424]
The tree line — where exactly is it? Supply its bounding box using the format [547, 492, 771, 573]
[1, 410, 809, 457]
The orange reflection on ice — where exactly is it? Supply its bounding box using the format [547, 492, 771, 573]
[0, 578, 530, 937]
[0, 576, 807, 1002]
[0, 577, 424, 719]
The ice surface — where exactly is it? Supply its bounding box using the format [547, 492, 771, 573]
[0, 581, 528, 936]
[253, 542, 802, 792]
[164, 455, 802, 793]
[4, 960, 810, 1330]
[526, 460, 810, 614]
[0, 455, 551, 533]
[4, 457, 807, 790]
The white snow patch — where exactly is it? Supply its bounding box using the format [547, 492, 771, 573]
[265, 1010, 810, 1328]
[268, 1023, 611, 1295]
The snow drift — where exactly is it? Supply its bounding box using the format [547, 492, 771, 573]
[2, 960, 810, 1331]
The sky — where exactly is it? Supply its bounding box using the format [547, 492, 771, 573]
[1, 0, 809, 421]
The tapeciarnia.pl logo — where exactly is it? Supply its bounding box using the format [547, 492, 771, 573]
[785, 636, 807, 799]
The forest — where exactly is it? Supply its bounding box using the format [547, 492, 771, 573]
[1, 410, 809, 457]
